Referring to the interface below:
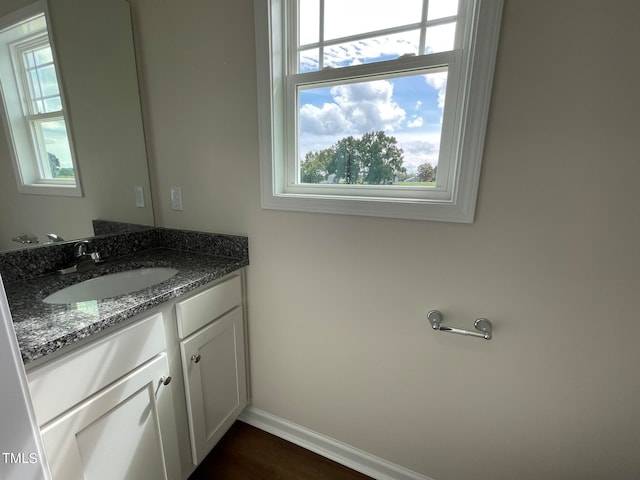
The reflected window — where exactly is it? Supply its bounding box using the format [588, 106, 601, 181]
[0, 4, 81, 196]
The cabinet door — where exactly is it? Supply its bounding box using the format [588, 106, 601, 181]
[40, 354, 173, 480]
[180, 306, 247, 465]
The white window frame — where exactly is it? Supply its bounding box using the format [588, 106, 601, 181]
[0, 1, 82, 197]
[254, 0, 503, 222]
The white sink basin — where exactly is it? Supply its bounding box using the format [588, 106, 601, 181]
[43, 267, 179, 304]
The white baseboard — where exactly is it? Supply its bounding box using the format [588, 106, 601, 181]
[238, 406, 433, 480]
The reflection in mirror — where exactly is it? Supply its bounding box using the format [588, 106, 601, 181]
[0, 0, 154, 252]
[0, 7, 82, 198]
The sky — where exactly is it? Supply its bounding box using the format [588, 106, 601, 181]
[27, 45, 75, 170]
[296, 0, 459, 174]
[299, 72, 447, 173]
[43, 121, 74, 170]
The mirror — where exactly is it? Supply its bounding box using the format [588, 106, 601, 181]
[0, 0, 154, 251]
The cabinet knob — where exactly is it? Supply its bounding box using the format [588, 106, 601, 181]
[191, 354, 201, 364]
[160, 376, 172, 386]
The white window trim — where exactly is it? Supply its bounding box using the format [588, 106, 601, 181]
[0, 0, 82, 197]
[254, 0, 503, 222]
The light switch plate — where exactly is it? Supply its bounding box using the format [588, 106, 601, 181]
[135, 186, 145, 207]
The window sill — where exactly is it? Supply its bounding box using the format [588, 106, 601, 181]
[17, 183, 82, 197]
[261, 190, 479, 223]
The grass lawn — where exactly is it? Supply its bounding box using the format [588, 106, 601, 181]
[396, 181, 436, 187]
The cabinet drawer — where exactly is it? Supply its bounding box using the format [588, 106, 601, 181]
[176, 274, 242, 339]
[28, 313, 166, 426]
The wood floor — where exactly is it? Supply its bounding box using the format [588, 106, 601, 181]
[188, 421, 373, 480]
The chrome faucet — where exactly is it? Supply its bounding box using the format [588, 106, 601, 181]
[45, 233, 65, 243]
[74, 240, 90, 258]
[75, 240, 101, 263]
[58, 241, 102, 274]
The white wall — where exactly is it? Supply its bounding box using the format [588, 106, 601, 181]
[130, 1, 640, 479]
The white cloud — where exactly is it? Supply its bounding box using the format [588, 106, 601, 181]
[407, 116, 424, 128]
[424, 23, 456, 54]
[299, 103, 351, 135]
[403, 139, 440, 157]
[425, 71, 448, 110]
[399, 138, 441, 172]
[323, 35, 417, 68]
[300, 79, 406, 135]
[331, 80, 406, 132]
[324, 0, 422, 41]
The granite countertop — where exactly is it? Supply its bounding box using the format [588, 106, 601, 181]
[5, 248, 248, 365]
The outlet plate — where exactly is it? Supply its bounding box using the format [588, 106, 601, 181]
[170, 187, 183, 211]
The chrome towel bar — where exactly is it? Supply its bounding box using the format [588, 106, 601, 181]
[427, 310, 493, 340]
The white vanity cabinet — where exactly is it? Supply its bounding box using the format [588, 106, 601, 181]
[39, 354, 172, 480]
[176, 274, 248, 466]
[25, 270, 249, 480]
[27, 313, 181, 480]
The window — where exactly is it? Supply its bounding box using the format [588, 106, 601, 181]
[254, 0, 503, 222]
[0, 2, 81, 197]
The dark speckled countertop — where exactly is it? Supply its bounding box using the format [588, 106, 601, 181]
[1, 225, 249, 365]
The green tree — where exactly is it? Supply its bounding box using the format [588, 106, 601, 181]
[300, 131, 405, 185]
[331, 136, 360, 184]
[359, 131, 405, 185]
[417, 162, 436, 182]
[57, 167, 75, 178]
[300, 150, 328, 183]
[48, 152, 60, 178]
